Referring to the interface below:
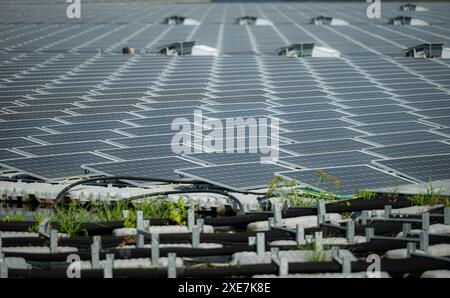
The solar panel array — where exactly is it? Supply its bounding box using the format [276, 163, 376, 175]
[1, 1, 450, 194]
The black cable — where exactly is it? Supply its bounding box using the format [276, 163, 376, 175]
[54, 176, 254, 214]
[54, 176, 199, 205]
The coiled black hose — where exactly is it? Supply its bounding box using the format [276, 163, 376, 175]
[54, 176, 248, 214]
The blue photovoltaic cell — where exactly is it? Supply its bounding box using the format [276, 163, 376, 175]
[374, 154, 450, 182]
[281, 151, 376, 168]
[175, 162, 290, 191]
[281, 128, 366, 143]
[358, 131, 446, 146]
[15, 141, 119, 156]
[366, 141, 450, 158]
[30, 130, 126, 144]
[281, 139, 374, 155]
[0, 153, 111, 180]
[83, 156, 200, 180]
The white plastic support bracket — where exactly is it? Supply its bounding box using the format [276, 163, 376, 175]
[341, 255, 351, 275]
[270, 247, 280, 262]
[196, 218, 204, 232]
[91, 243, 100, 269]
[420, 230, 429, 253]
[317, 200, 326, 225]
[93, 235, 102, 250]
[50, 230, 58, 254]
[256, 233, 265, 257]
[192, 225, 200, 248]
[136, 234, 144, 248]
[361, 210, 369, 225]
[422, 213, 430, 232]
[151, 233, 159, 266]
[136, 211, 144, 232]
[279, 257, 288, 277]
[296, 224, 305, 245]
[407, 242, 416, 258]
[273, 203, 283, 227]
[0, 259, 7, 278]
[314, 231, 323, 252]
[104, 254, 114, 278]
[187, 208, 195, 231]
[167, 253, 177, 278]
[346, 220, 355, 242]
[384, 205, 392, 219]
[365, 227, 374, 241]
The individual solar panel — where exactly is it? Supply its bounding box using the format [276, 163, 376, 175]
[0, 149, 27, 160]
[341, 105, 412, 116]
[270, 103, 338, 114]
[0, 128, 48, 138]
[345, 112, 420, 125]
[281, 139, 374, 155]
[413, 108, 450, 118]
[0, 111, 70, 121]
[280, 119, 353, 132]
[280, 128, 366, 143]
[58, 113, 142, 124]
[337, 98, 399, 108]
[366, 141, 450, 158]
[45, 121, 134, 133]
[14, 141, 119, 156]
[374, 154, 450, 182]
[0, 153, 110, 180]
[278, 165, 411, 196]
[276, 110, 346, 122]
[183, 150, 293, 166]
[108, 134, 179, 147]
[175, 162, 290, 191]
[281, 151, 376, 169]
[30, 130, 126, 144]
[358, 131, 446, 146]
[97, 145, 177, 160]
[406, 100, 450, 110]
[422, 116, 450, 127]
[351, 121, 437, 134]
[83, 157, 200, 180]
[0, 137, 42, 149]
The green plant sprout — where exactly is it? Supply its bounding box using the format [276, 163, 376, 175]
[409, 178, 449, 207]
[1, 214, 25, 222]
[27, 214, 44, 233]
[266, 177, 316, 207]
[355, 189, 375, 200]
